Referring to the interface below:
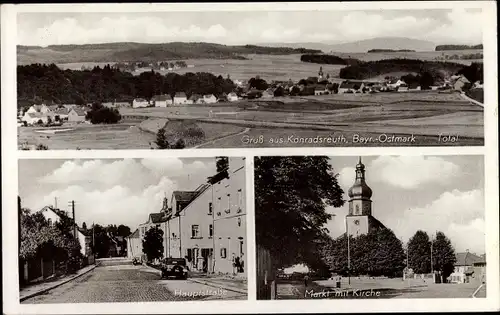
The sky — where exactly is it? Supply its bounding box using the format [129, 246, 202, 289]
[18, 158, 218, 229]
[17, 8, 483, 47]
[325, 155, 485, 255]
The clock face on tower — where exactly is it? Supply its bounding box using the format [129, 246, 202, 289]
[354, 219, 360, 225]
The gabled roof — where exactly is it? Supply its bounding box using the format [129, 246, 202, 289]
[203, 94, 216, 99]
[154, 94, 172, 102]
[54, 108, 70, 114]
[128, 229, 140, 238]
[228, 92, 238, 97]
[149, 212, 166, 224]
[27, 112, 45, 118]
[189, 94, 201, 101]
[340, 82, 357, 89]
[174, 92, 187, 98]
[134, 98, 147, 102]
[455, 252, 485, 266]
[173, 191, 199, 203]
[71, 108, 87, 116]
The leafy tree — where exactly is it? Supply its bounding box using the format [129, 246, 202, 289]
[86, 103, 121, 124]
[82, 222, 87, 232]
[92, 224, 111, 258]
[117, 224, 131, 237]
[419, 71, 435, 89]
[155, 127, 170, 149]
[142, 227, 164, 262]
[216, 156, 229, 172]
[408, 230, 431, 274]
[322, 227, 405, 277]
[173, 138, 186, 149]
[255, 156, 345, 270]
[248, 77, 268, 90]
[432, 231, 456, 282]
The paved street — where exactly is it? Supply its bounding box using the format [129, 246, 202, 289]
[276, 278, 486, 299]
[22, 263, 246, 303]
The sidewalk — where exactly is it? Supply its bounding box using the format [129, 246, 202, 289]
[19, 264, 97, 301]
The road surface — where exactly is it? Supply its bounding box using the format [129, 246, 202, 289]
[22, 263, 245, 303]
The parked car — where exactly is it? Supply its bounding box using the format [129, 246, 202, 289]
[132, 257, 141, 265]
[161, 258, 188, 279]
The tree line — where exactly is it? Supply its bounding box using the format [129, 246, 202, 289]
[17, 63, 236, 107]
[435, 44, 483, 51]
[339, 58, 482, 84]
[300, 54, 361, 66]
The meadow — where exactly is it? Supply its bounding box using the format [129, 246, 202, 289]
[52, 51, 481, 83]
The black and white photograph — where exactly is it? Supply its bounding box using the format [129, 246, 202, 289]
[18, 157, 248, 303]
[255, 155, 486, 300]
[16, 8, 484, 150]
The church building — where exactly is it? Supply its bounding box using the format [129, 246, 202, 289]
[346, 157, 386, 237]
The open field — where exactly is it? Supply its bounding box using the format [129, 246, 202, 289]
[52, 51, 481, 83]
[18, 91, 483, 149]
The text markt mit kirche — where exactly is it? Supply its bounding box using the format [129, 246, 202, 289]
[241, 133, 421, 145]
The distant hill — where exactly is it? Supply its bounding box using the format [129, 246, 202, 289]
[262, 37, 436, 53]
[300, 54, 361, 66]
[367, 49, 416, 53]
[435, 44, 483, 51]
[17, 42, 321, 64]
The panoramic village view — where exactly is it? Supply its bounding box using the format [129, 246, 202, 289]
[16, 9, 484, 150]
[255, 155, 486, 299]
[18, 157, 248, 303]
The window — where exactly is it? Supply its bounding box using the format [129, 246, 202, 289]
[209, 224, 213, 237]
[237, 189, 243, 209]
[191, 225, 200, 238]
[208, 202, 213, 215]
[237, 217, 242, 227]
[47, 218, 52, 226]
[227, 194, 231, 210]
[239, 240, 244, 256]
[355, 204, 360, 214]
[217, 197, 221, 212]
[220, 247, 227, 258]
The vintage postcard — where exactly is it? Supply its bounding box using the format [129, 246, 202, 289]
[17, 157, 247, 303]
[255, 155, 486, 300]
[14, 6, 485, 150]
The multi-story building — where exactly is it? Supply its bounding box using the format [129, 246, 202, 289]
[136, 157, 246, 275]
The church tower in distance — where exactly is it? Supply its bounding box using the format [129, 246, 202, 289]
[346, 157, 384, 237]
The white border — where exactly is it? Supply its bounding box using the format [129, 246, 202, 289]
[3, 1, 499, 314]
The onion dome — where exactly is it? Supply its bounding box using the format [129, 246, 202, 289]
[347, 157, 373, 200]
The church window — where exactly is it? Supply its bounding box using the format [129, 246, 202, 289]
[355, 204, 360, 214]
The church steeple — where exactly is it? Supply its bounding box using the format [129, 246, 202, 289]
[347, 157, 373, 217]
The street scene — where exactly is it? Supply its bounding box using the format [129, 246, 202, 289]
[18, 157, 247, 303]
[255, 155, 486, 299]
[16, 9, 484, 150]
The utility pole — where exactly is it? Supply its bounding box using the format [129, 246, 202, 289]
[69, 200, 76, 238]
[346, 217, 351, 286]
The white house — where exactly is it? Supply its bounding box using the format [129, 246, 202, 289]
[22, 112, 49, 125]
[154, 95, 173, 107]
[397, 84, 409, 92]
[126, 229, 142, 259]
[386, 79, 405, 89]
[338, 81, 364, 94]
[133, 98, 149, 108]
[38, 206, 91, 257]
[27, 104, 51, 114]
[68, 108, 87, 122]
[227, 92, 239, 102]
[202, 94, 217, 104]
[453, 75, 471, 91]
[173, 92, 190, 105]
[449, 252, 486, 284]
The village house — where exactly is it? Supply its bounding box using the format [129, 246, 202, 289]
[202, 94, 217, 104]
[449, 251, 486, 284]
[453, 75, 471, 91]
[314, 86, 328, 96]
[22, 112, 49, 125]
[472, 80, 484, 89]
[67, 108, 87, 122]
[227, 92, 239, 102]
[397, 83, 409, 92]
[53, 107, 70, 122]
[189, 94, 202, 104]
[338, 81, 364, 94]
[27, 104, 51, 114]
[62, 104, 78, 111]
[173, 92, 189, 105]
[386, 79, 406, 89]
[261, 88, 274, 99]
[126, 229, 142, 260]
[134, 157, 246, 276]
[154, 94, 173, 107]
[132, 98, 149, 108]
[38, 206, 92, 257]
